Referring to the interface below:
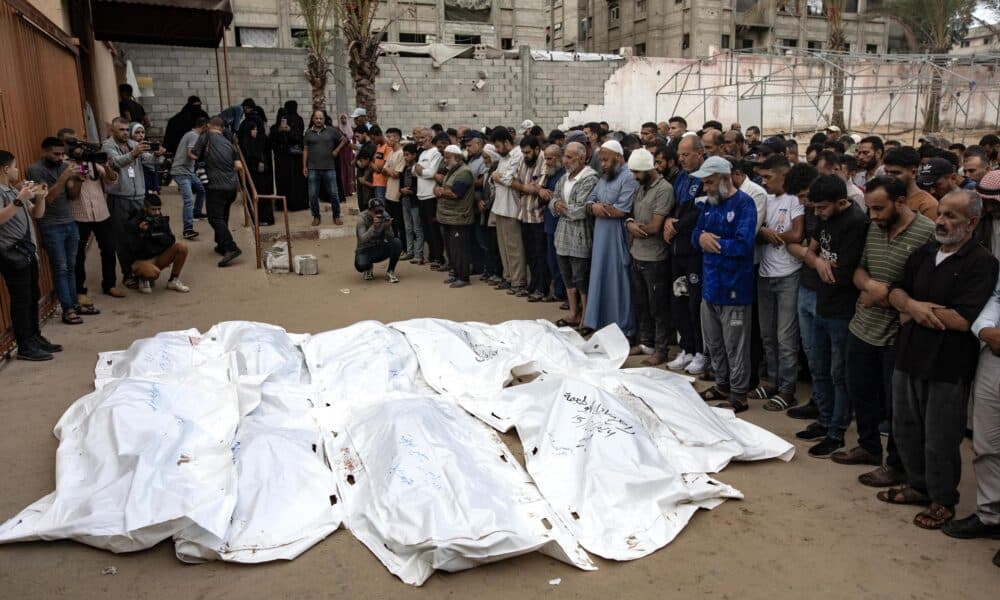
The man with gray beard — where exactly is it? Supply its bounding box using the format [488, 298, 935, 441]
[691, 157, 759, 413]
[881, 190, 998, 530]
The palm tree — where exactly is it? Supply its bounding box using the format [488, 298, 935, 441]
[871, 0, 977, 132]
[292, 0, 338, 112]
[826, 0, 848, 131]
[336, 0, 391, 123]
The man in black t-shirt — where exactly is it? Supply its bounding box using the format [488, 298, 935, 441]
[790, 175, 869, 458]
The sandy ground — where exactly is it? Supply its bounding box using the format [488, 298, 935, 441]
[0, 189, 997, 599]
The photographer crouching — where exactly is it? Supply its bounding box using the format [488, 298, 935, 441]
[355, 198, 401, 283]
[126, 194, 190, 294]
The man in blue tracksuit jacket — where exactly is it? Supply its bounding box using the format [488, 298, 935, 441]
[691, 156, 758, 412]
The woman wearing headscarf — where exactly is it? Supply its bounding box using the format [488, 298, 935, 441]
[130, 123, 163, 194]
[238, 106, 274, 225]
[268, 100, 308, 211]
[337, 113, 356, 201]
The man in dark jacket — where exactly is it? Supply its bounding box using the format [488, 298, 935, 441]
[127, 194, 190, 294]
[355, 198, 402, 283]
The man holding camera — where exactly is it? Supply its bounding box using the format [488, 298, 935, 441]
[126, 194, 190, 294]
[103, 116, 153, 288]
[354, 198, 401, 283]
[27, 137, 98, 325]
[57, 129, 125, 307]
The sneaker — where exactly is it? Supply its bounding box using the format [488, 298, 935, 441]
[443, 276, 457, 284]
[496, 281, 512, 290]
[363, 270, 374, 281]
[795, 422, 828, 440]
[166, 279, 190, 293]
[193, 211, 208, 220]
[386, 271, 399, 284]
[667, 351, 693, 370]
[831, 446, 881, 466]
[16, 341, 53, 362]
[685, 352, 708, 375]
[218, 248, 242, 267]
[808, 436, 845, 458]
[31, 334, 62, 353]
[138, 281, 153, 294]
[410, 257, 423, 264]
[787, 401, 819, 420]
[450, 280, 470, 288]
[402, 253, 415, 261]
[183, 230, 199, 240]
[124, 277, 139, 290]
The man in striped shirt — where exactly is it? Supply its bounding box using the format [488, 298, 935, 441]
[832, 176, 935, 486]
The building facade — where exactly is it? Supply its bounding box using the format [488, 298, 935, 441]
[952, 25, 1000, 56]
[228, 0, 548, 50]
[575, 0, 899, 58]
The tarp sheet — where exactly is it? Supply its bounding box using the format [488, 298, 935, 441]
[0, 319, 794, 586]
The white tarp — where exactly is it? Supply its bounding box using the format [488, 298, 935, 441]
[1, 318, 795, 586]
[319, 394, 594, 585]
[478, 374, 743, 560]
[0, 376, 241, 553]
[174, 384, 340, 563]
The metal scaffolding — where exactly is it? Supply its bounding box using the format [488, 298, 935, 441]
[654, 47, 1000, 145]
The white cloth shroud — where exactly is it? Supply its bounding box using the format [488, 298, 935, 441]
[0, 318, 794, 585]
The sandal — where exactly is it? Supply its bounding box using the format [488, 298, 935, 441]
[75, 304, 100, 316]
[715, 397, 749, 414]
[700, 386, 730, 402]
[555, 318, 581, 328]
[876, 485, 931, 506]
[763, 393, 799, 412]
[749, 385, 777, 400]
[62, 311, 83, 325]
[913, 503, 954, 530]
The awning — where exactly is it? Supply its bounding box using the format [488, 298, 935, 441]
[91, 0, 233, 48]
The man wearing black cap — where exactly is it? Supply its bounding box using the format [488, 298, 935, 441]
[355, 198, 401, 283]
[918, 157, 960, 201]
[126, 194, 190, 294]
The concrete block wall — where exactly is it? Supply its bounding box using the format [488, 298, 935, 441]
[121, 44, 623, 136]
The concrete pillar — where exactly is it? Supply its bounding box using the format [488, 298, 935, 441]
[492, 0, 502, 47]
[388, 0, 400, 42]
[520, 44, 533, 121]
[277, 0, 291, 49]
[436, 0, 445, 43]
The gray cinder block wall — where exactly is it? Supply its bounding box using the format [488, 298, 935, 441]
[121, 44, 622, 136]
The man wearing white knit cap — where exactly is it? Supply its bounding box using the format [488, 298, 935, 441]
[582, 139, 639, 337]
[626, 148, 675, 366]
[434, 145, 476, 288]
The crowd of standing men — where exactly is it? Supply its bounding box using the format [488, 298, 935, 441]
[347, 114, 1000, 568]
[3, 81, 1000, 567]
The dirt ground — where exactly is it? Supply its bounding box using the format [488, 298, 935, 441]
[0, 189, 996, 599]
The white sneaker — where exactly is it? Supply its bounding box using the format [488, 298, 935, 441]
[166, 279, 190, 293]
[667, 351, 692, 370]
[138, 281, 152, 294]
[685, 352, 708, 375]
[386, 271, 399, 284]
[363, 270, 374, 281]
[638, 344, 655, 355]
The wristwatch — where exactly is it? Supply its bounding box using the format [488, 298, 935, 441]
[13, 198, 24, 207]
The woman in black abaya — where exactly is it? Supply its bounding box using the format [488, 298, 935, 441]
[268, 100, 308, 212]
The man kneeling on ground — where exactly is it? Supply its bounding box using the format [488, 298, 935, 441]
[355, 198, 401, 283]
[127, 194, 190, 294]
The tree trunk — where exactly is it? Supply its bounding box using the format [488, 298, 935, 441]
[827, 3, 846, 130]
[349, 44, 380, 123]
[831, 58, 846, 130]
[307, 49, 329, 113]
[923, 66, 943, 134]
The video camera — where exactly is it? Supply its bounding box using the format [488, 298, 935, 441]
[65, 138, 108, 164]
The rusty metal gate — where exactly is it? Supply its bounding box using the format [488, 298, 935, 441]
[0, 0, 86, 356]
